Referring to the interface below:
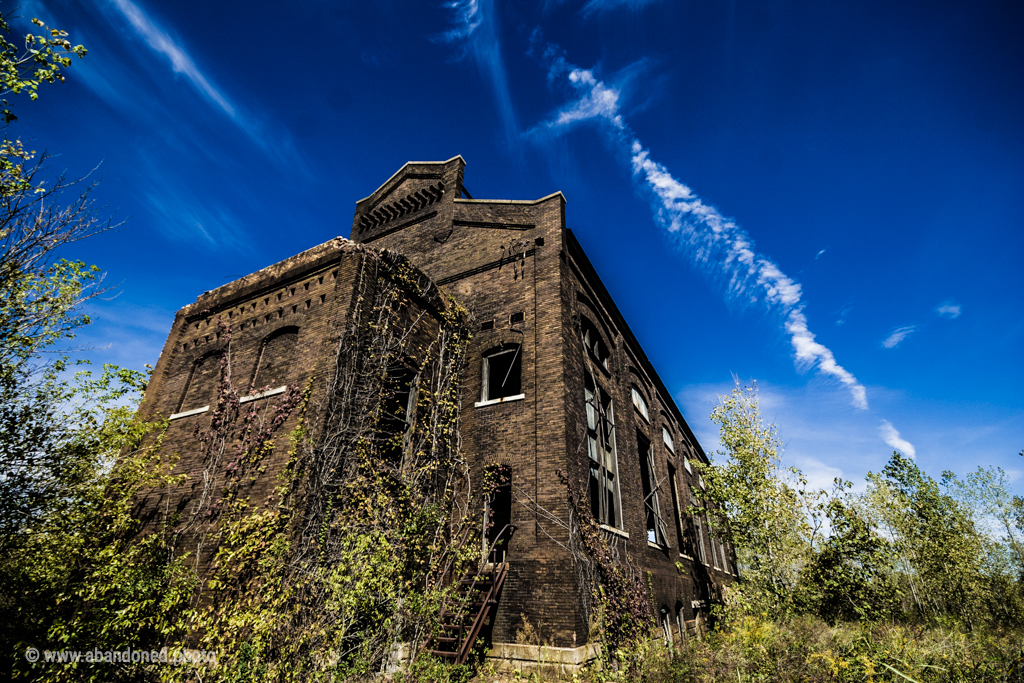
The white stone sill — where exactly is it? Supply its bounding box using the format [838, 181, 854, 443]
[474, 393, 525, 408]
[599, 524, 629, 539]
[169, 385, 287, 420]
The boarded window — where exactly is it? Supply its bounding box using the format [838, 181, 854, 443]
[251, 327, 299, 391]
[482, 343, 522, 400]
[631, 386, 649, 422]
[662, 426, 674, 453]
[178, 352, 222, 412]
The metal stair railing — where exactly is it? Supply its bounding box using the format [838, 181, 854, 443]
[424, 524, 516, 665]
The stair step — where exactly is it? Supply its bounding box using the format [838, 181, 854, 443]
[427, 650, 459, 659]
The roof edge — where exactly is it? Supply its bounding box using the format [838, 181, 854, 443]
[454, 191, 567, 206]
[356, 156, 467, 204]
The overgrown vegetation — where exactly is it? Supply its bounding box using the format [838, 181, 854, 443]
[1, 10, 1022, 682]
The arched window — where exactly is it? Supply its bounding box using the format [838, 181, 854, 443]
[585, 374, 621, 528]
[662, 426, 675, 453]
[250, 326, 299, 391]
[631, 386, 649, 422]
[580, 318, 609, 371]
[639, 430, 666, 545]
[481, 343, 522, 401]
[178, 351, 222, 412]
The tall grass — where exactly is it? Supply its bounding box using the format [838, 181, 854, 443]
[468, 618, 1024, 682]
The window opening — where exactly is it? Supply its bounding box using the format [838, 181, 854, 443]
[662, 426, 674, 453]
[668, 464, 686, 554]
[480, 319, 494, 331]
[691, 494, 708, 565]
[631, 386, 649, 422]
[250, 327, 299, 392]
[379, 364, 417, 467]
[510, 311, 525, 324]
[585, 374, 620, 528]
[639, 431, 667, 545]
[581, 318, 610, 371]
[483, 464, 513, 564]
[482, 343, 522, 400]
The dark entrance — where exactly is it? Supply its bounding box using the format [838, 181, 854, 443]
[483, 465, 512, 563]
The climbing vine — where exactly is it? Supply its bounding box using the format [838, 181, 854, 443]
[157, 247, 483, 682]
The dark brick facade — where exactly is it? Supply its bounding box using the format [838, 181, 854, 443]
[140, 157, 733, 655]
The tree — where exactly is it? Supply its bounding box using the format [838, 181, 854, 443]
[0, 11, 107, 540]
[864, 452, 992, 627]
[801, 494, 902, 624]
[696, 381, 813, 617]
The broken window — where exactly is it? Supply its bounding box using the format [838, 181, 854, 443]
[585, 374, 621, 528]
[481, 343, 522, 401]
[668, 464, 687, 555]
[378, 363, 417, 467]
[631, 386, 649, 422]
[691, 493, 708, 565]
[581, 318, 610, 371]
[639, 431, 666, 545]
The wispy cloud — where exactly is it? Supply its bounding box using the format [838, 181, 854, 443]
[105, 0, 305, 171]
[533, 54, 868, 410]
[141, 178, 248, 252]
[439, 0, 519, 156]
[108, 0, 236, 119]
[879, 420, 916, 459]
[881, 325, 916, 349]
[815, 248, 826, 260]
[936, 301, 962, 319]
[580, 0, 664, 17]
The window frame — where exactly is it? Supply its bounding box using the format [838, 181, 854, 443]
[631, 386, 650, 422]
[662, 426, 674, 453]
[638, 430, 667, 547]
[581, 318, 610, 372]
[585, 374, 622, 529]
[479, 343, 524, 404]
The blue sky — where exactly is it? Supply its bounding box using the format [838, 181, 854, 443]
[13, 0, 1022, 492]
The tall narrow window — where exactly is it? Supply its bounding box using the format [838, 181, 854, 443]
[691, 494, 708, 565]
[379, 364, 417, 467]
[668, 464, 686, 555]
[638, 431, 666, 545]
[585, 374, 620, 528]
[482, 343, 522, 401]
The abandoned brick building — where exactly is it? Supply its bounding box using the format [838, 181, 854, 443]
[139, 156, 735, 671]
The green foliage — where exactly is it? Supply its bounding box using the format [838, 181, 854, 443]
[800, 496, 902, 624]
[0, 13, 86, 123]
[1, 365, 189, 682]
[696, 381, 814, 618]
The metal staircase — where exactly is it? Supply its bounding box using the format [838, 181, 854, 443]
[423, 524, 515, 665]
